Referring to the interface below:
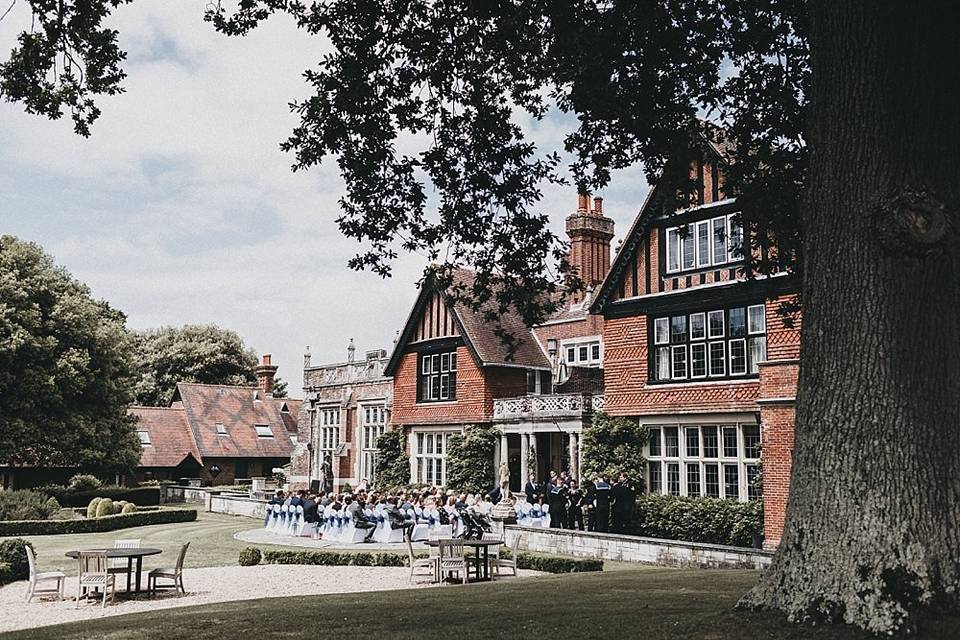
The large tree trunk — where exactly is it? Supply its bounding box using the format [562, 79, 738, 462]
[740, 2, 960, 634]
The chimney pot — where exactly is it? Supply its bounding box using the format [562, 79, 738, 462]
[592, 197, 603, 214]
[262, 353, 272, 366]
[577, 192, 589, 212]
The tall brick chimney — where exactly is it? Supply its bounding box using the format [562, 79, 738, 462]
[254, 353, 278, 396]
[566, 193, 615, 302]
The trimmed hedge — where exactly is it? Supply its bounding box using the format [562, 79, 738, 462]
[252, 548, 601, 573]
[630, 494, 763, 548]
[41, 486, 162, 507]
[0, 508, 197, 536]
[516, 552, 603, 573]
[71, 505, 158, 517]
[0, 562, 12, 586]
[239, 547, 262, 567]
[260, 549, 413, 567]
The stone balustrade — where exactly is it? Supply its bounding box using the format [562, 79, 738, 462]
[493, 393, 604, 422]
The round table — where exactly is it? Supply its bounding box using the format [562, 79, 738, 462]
[424, 539, 503, 582]
[65, 548, 163, 594]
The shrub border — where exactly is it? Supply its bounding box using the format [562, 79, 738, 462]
[248, 548, 602, 573]
[0, 508, 197, 536]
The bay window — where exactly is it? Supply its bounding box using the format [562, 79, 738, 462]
[647, 422, 761, 501]
[360, 404, 386, 484]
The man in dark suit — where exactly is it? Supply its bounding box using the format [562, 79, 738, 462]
[567, 480, 585, 530]
[611, 473, 636, 534]
[289, 490, 304, 508]
[546, 471, 568, 529]
[347, 495, 377, 542]
[592, 475, 612, 532]
[385, 497, 414, 538]
[524, 473, 539, 504]
[302, 494, 319, 523]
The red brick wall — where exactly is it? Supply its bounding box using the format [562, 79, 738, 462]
[532, 315, 604, 346]
[392, 346, 490, 426]
[757, 357, 799, 548]
[602, 314, 762, 416]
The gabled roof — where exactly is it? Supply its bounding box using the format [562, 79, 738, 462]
[590, 129, 734, 314]
[131, 406, 202, 469]
[172, 383, 298, 459]
[385, 269, 551, 376]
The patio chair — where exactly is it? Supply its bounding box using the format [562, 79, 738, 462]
[148, 542, 189, 597]
[405, 534, 437, 583]
[108, 539, 140, 585]
[437, 539, 468, 585]
[491, 533, 521, 576]
[76, 551, 115, 608]
[24, 545, 65, 602]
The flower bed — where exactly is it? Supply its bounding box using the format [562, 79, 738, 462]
[0, 508, 197, 536]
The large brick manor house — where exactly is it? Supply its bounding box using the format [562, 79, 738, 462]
[290, 134, 800, 549]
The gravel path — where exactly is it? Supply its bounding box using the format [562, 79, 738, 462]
[0, 564, 538, 634]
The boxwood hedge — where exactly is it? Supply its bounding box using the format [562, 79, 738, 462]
[630, 494, 763, 548]
[253, 547, 602, 573]
[0, 508, 197, 536]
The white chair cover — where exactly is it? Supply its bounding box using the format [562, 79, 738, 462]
[542, 504, 551, 528]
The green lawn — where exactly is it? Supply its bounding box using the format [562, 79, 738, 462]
[5, 568, 959, 639]
[4, 510, 308, 575]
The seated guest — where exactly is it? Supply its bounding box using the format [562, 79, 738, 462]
[303, 494, 319, 523]
[347, 494, 377, 542]
[478, 495, 494, 516]
[385, 497, 414, 537]
[265, 490, 284, 526]
[290, 490, 305, 508]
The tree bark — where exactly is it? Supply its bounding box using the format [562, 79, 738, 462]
[740, 1, 960, 634]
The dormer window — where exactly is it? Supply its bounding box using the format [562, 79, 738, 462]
[254, 424, 273, 438]
[216, 423, 228, 437]
[137, 431, 151, 446]
[665, 213, 743, 275]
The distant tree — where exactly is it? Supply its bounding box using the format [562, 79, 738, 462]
[132, 325, 258, 406]
[270, 376, 289, 399]
[0, 235, 141, 473]
[445, 425, 498, 494]
[373, 430, 410, 491]
[580, 412, 647, 487]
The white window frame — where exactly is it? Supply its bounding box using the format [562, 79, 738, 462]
[560, 336, 603, 368]
[654, 318, 670, 345]
[695, 220, 711, 268]
[215, 423, 228, 437]
[709, 341, 726, 377]
[254, 424, 273, 438]
[137, 431, 151, 446]
[359, 403, 387, 484]
[317, 405, 341, 458]
[671, 345, 688, 380]
[729, 338, 748, 376]
[413, 430, 458, 487]
[708, 310, 725, 338]
[645, 422, 761, 501]
[690, 342, 707, 379]
[666, 227, 681, 273]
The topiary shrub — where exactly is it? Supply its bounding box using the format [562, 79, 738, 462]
[121, 502, 137, 514]
[0, 490, 61, 521]
[86, 497, 103, 519]
[0, 538, 34, 583]
[68, 474, 102, 492]
[95, 498, 114, 518]
[238, 547, 262, 566]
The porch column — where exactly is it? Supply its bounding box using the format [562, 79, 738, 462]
[500, 432, 509, 486]
[568, 432, 580, 480]
[520, 433, 530, 485]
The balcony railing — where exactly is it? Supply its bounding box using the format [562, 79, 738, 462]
[493, 393, 604, 421]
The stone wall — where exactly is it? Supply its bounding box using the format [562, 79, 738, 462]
[501, 524, 772, 570]
[209, 493, 268, 520]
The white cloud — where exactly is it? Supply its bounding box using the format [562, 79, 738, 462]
[0, 2, 648, 390]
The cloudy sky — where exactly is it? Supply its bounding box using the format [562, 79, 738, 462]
[1, 3, 649, 390]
